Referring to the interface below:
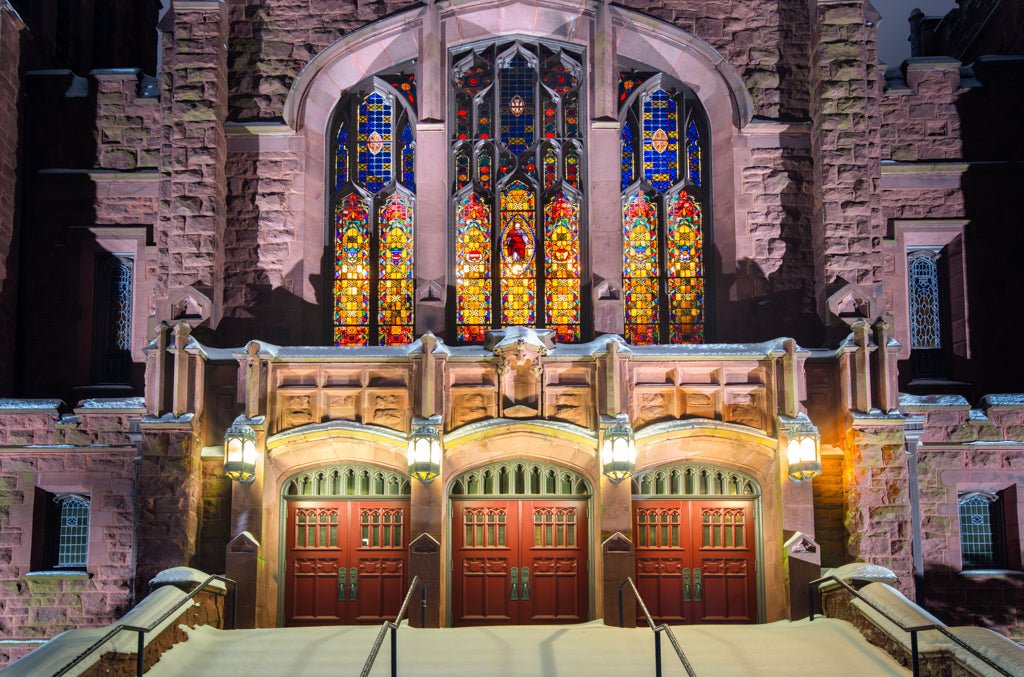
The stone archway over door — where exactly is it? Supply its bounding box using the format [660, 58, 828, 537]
[449, 461, 591, 626]
[632, 463, 761, 624]
[281, 464, 411, 626]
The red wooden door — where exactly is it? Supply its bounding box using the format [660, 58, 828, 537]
[285, 500, 408, 626]
[633, 499, 756, 625]
[452, 499, 588, 625]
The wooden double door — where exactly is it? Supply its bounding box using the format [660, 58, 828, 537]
[452, 499, 589, 625]
[634, 499, 757, 624]
[284, 499, 409, 626]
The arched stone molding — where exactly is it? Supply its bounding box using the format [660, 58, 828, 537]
[258, 421, 410, 627]
[633, 418, 787, 623]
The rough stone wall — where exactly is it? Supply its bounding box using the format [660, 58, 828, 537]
[808, 0, 884, 314]
[812, 453, 846, 567]
[154, 2, 229, 320]
[0, 3, 22, 395]
[227, 0, 420, 120]
[221, 144, 304, 344]
[0, 442, 136, 666]
[196, 459, 232, 575]
[618, 0, 810, 119]
[879, 61, 963, 162]
[843, 423, 914, 596]
[93, 71, 161, 170]
[134, 431, 203, 594]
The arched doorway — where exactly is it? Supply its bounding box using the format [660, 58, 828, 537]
[448, 460, 591, 626]
[631, 462, 762, 624]
[281, 463, 411, 626]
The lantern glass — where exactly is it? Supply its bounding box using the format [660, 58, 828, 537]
[601, 422, 637, 483]
[786, 434, 821, 481]
[224, 424, 258, 484]
[407, 426, 442, 483]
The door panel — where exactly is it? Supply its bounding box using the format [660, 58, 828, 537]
[452, 499, 588, 625]
[285, 499, 408, 626]
[634, 499, 756, 625]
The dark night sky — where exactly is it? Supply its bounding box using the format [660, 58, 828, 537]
[876, 1, 956, 67]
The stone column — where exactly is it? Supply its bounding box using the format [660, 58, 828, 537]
[808, 0, 884, 320]
[154, 0, 228, 325]
[0, 3, 24, 393]
[843, 419, 914, 596]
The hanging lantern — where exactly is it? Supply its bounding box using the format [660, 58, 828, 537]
[784, 429, 821, 481]
[601, 418, 637, 483]
[224, 423, 258, 483]
[407, 421, 443, 484]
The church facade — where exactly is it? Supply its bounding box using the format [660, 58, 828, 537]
[0, 0, 1022, 665]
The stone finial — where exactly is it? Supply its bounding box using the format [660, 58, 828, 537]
[244, 341, 261, 419]
[782, 338, 800, 417]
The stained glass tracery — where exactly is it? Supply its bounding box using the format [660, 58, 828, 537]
[332, 76, 416, 346]
[621, 76, 707, 345]
[452, 41, 585, 343]
[909, 252, 941, 349]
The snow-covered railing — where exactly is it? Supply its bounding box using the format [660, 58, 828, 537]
[359, 575, 424, 677]
[618, 576, 698, 677]
[808, 574, 1016, 677]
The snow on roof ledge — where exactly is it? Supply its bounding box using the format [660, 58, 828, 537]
[0, 398, 64, 412]
[899, 393, 970, 410]
[75, 396, 146, 410]
[150, 566, 228, 593]
[981, 394, 1024, 408]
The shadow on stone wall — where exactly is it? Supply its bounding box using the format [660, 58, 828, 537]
[921, 563, 1024, 638]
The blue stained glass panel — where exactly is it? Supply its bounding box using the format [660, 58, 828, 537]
[686, 120, 701, 187]
[621, 121, 635, 190]
[499, 54, 535, 156]
[335, 126, 348, 190]
[401, 124, 415, 190]
[357, 91, 393, 194]
[642, 89, 678, 193]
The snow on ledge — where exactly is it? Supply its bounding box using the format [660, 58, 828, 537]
[982, 393, 1024, 408]
[947, 626, 1024, 676]
[820, 562, 899, 591]
[899, 393, 971, 409]
[0, 398, 63, 411]
[74, 396, 146, 410]
[150, 566, 227, 593]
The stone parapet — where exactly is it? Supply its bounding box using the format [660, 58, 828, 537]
[91, 69, 161, 171]
[880, 58, 964, 162]
[0, 1, 23, 395]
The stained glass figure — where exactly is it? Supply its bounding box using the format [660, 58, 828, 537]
[499, 182, 537, 326]
[666, 191, 703, 343]
[642, 89, 678, 192]
[455, 193, 493, 343]
[334, 194, 371, 346]
[451, 42, 584, 343]
[401, 125, 415, 191]
[686, 120, 701, 187]
[378, 193, 415, 345]
[909, 252, 941, 349]
[335, 125, 349, 190]
[544, 194, 581, 341]
[357, 92, 393, 194]
[623, 192, 659, 344]
[499, 54, 535, 156]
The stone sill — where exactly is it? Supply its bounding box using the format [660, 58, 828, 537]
[24, 570, 93, 581]
[959, 569, 1024, 580]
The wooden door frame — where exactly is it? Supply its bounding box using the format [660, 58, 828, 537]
[447, 494, 595, 626]
[631, 495, 765, 623]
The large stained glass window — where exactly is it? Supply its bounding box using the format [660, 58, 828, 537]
[452, 41, 584, 343]
[620, 73, 707, 344]
[331, 75, 416, 346]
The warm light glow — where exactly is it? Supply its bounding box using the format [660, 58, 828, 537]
[785, 434, 821, 481]
[601, 419, 637, 482]
[224, 423, 258, 483]
[407, 424, 442, 483]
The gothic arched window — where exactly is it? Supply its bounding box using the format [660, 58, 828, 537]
[620, 73, 708, 345]
[330, 74, 417, 346]
[451, 41, 585, 343]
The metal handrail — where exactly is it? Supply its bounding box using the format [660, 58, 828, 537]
[808, 574, 1014, 677]
[359, 575, 424, 677]
[618, 577, 698, 677]
[53, 574, 237, 677]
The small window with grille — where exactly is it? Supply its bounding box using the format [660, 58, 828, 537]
[31, 490, 91, 571]
[958, 491, 1005, 570]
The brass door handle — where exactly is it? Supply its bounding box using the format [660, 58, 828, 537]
[511, 566, 519, 600]
[350, 568, 358, 600]
[682, 568, 691, 602]
[520, 567, 530, 601]
[337, 567, 347, 601]
[693, 567, 702, 602]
